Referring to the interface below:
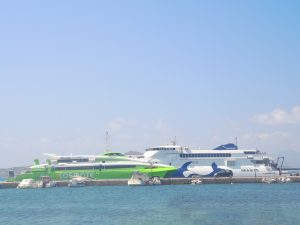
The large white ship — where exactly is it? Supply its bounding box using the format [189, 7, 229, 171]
[142, 143, 282, 177]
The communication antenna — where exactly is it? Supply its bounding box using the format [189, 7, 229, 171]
[171, 136, 177, 146]
[235, 137, 238, 148]
[105, 131, 110, 152]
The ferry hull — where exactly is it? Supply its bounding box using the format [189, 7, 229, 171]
[11, 167, 176, 181]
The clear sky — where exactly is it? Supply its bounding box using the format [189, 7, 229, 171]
[0, 1, 300, 167]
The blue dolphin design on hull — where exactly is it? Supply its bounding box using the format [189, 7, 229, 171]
[171, 162, 224, 178]
[171, 162, 197, 178]
[202, 162, 223, 177]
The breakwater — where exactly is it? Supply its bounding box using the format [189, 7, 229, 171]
[1, 176, 300, 189]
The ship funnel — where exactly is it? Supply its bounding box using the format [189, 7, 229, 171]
[34, 159, 40, 165]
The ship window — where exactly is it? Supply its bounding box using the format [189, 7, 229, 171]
[244, 151, 256, 155]
[103, 165, 136, 169]
[54, 164, 137, 171]
[57, 158, 89, 163]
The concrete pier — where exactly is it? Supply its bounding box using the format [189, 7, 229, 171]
[1, 176, 300, 189]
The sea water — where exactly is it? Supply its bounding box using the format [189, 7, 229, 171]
[1, 183, 300, 225]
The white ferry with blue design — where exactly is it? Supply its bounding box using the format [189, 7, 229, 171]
[143, 143, 284, 177]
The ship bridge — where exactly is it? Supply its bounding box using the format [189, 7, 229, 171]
[145, 145, 188, 152]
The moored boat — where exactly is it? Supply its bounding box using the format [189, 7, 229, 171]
[68, 176, 87, 187]
[17, 179, 38, 189]
[128, 171, 149, 186]
[9, 152, 176, 182]
[142, 143, 283, 178]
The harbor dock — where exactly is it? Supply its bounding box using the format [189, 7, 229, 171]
[1, 176, 300, 189]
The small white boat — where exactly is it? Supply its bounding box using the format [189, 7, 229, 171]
[277, 177, 292, 183]
[45, 181, 57, 188]
[36, 181, 44, 188]
[285, 177, 292, 183]
[148, 176, 162, 185]
[40, 176, 57, 188]
[17, 177, 57, 189]
[17, 179, 38, 189]
[128, 171, 149, 186]
[68, 176, 87, 187]
[191, 178, 203, 185]
[262, 177, 276, 184]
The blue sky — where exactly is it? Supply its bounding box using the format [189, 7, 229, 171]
[0, 1, 300, 167]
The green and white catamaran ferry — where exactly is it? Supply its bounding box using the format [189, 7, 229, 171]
[10, 152, 176, 181]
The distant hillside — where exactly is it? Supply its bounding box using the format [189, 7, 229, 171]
[0, 166, 29, 179]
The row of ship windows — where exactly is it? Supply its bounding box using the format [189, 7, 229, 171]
[54, 165, 137, 170]
[148, 148, 176, 151]
[243, 152, 256, 155]
[180, 153, 232, 158]
[57, 159, 89, 163]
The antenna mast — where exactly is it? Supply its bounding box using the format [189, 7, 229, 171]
[105, 131, 110, 152]
[171, 136, 177, 146]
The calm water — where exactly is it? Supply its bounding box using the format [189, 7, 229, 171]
[1, 183, 300, 225]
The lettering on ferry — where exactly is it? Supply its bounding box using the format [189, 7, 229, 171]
[60, 172, 95, 179]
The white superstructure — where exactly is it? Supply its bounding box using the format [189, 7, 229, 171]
[143, 143, 279, 177]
